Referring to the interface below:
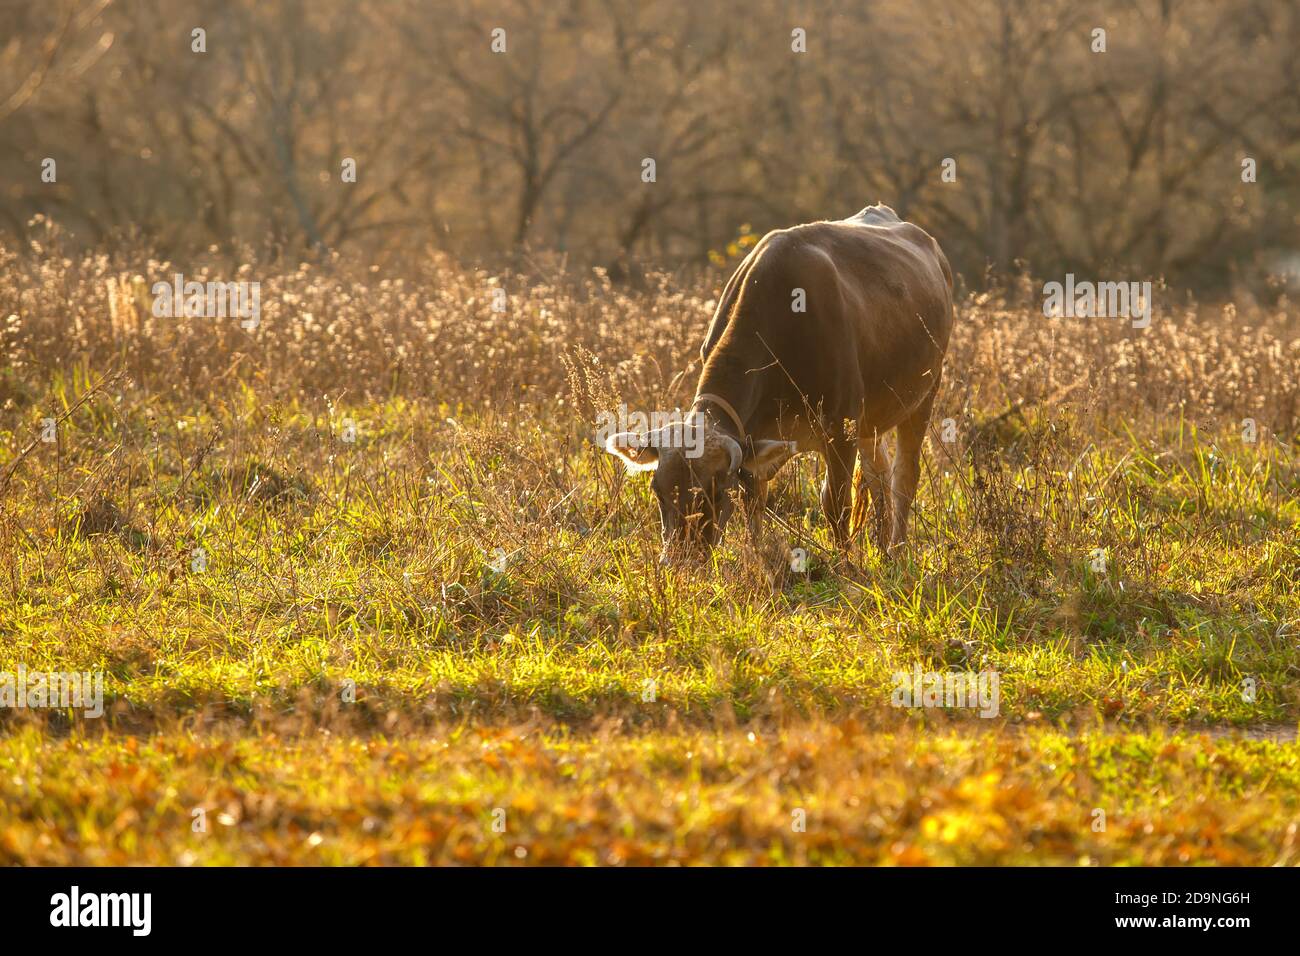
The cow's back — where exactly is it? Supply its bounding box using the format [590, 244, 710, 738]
[698, 206, 952, 436]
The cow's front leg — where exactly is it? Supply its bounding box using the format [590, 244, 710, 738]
[742, 476, 768, 534]
[820, 439, 855, 546]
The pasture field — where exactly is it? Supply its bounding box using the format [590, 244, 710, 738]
[1, 234, 1298, 864]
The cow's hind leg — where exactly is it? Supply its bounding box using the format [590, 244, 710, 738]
[852, 433, 893, 553]
[890, 384, 939, 552]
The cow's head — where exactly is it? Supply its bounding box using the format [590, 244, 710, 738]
[605, 421, 796, 558]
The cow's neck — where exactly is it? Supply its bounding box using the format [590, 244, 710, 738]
[695, 345, 764, 442]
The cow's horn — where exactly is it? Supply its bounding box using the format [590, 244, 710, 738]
[718, 434, 742, 474]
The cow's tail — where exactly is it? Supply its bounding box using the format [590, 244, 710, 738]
[849, 452, 871, 536]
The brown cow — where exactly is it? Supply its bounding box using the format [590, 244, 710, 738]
[606, 204, 954, 558]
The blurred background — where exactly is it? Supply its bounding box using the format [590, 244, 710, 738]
[1, 0, 1297, 295]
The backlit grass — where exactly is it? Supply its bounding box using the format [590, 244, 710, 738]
[1, 240, 1297, 863]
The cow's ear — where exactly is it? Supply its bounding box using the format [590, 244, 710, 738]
[605, 431, 660, 472]
[742, 440, 797, 480]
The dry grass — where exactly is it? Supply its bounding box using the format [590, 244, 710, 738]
[1, 222, 1297, 864]
[3, 723, 1297, 866]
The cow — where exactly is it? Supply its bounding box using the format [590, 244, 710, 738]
[605, 204, 954, 560]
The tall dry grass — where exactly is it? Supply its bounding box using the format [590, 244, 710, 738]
[2, 222, 1298, 868]
[2, 220, 1297, 440]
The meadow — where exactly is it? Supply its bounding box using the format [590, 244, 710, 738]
[1, 223, 1297, 864]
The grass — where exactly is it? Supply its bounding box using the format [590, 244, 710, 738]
[0, 230, 1297, 864]
[3, 725, 1298, 865]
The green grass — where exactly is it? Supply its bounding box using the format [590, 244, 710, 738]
[4, 390, 1296, 729]
[1, 359, 1297, 864]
